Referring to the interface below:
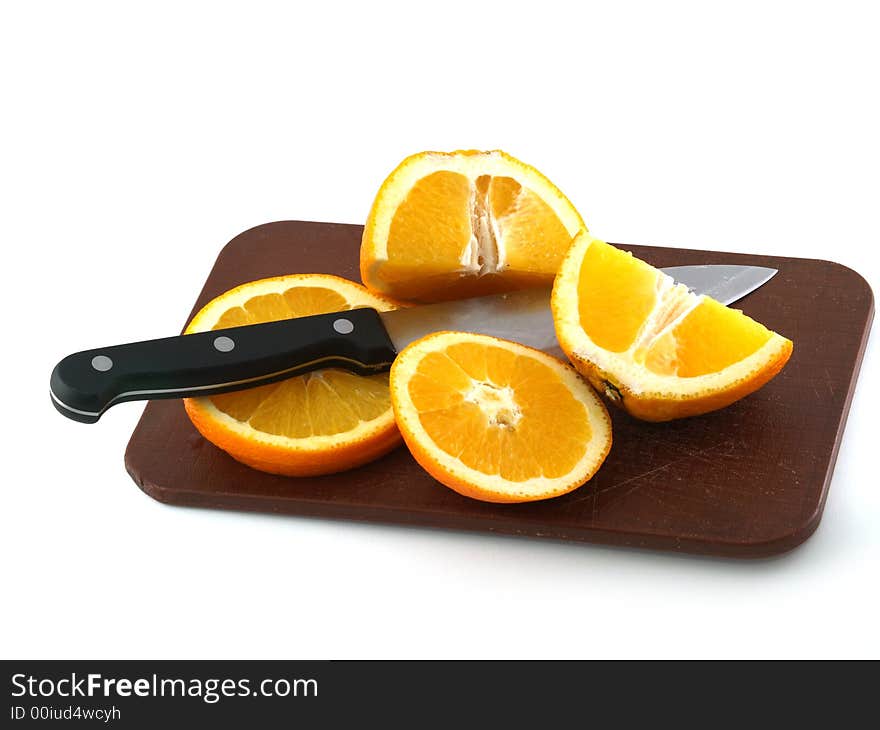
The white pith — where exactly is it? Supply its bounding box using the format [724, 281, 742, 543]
[463, 381, 522, 428]
[185, 274, 397, 451]
[461, 178, 504, 274]
[367, 151, 585, 273]
[553, 234, 791, 398]
[392, 332, 612, 499]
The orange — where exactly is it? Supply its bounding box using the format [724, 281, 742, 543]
[360, 149, 585, 302]
[390, 331, 612, 503]
[551, 233, 793, 421]
[183, 274, 402, 476]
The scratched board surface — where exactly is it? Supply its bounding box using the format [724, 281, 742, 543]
[125, 221, 873, 557]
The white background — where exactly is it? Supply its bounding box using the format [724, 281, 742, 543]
[2, 1, 878, 659]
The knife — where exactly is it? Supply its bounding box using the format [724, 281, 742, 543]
[50, 264, 777, 423]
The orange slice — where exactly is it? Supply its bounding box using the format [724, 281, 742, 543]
[390, 331, 612, 503]
[551, 233, 793, 421]
[361, 150, 585, 302]
[183, 274, 402, 476]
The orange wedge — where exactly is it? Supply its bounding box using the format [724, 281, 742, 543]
[390, 332, 612, 503]
[361, 149, 585, 302]
[551, 233, 793, 421]
[183, 274, 402, 476]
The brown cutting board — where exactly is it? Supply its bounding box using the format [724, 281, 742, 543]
[125, 220, 873, 558]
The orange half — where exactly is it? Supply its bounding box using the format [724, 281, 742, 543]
[390, 331, 612, 503]
[183, 274, 402, 476]
[361, 150, 585, 302]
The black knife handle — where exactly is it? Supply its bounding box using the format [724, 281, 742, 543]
[50, 308, 397, 423]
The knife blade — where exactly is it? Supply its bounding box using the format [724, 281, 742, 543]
[50, 264, 777, 423]
[380, 264, 777, 353]
[660, 265, 777, 306]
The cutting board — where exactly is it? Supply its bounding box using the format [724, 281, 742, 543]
[125, 221, 873, 558]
